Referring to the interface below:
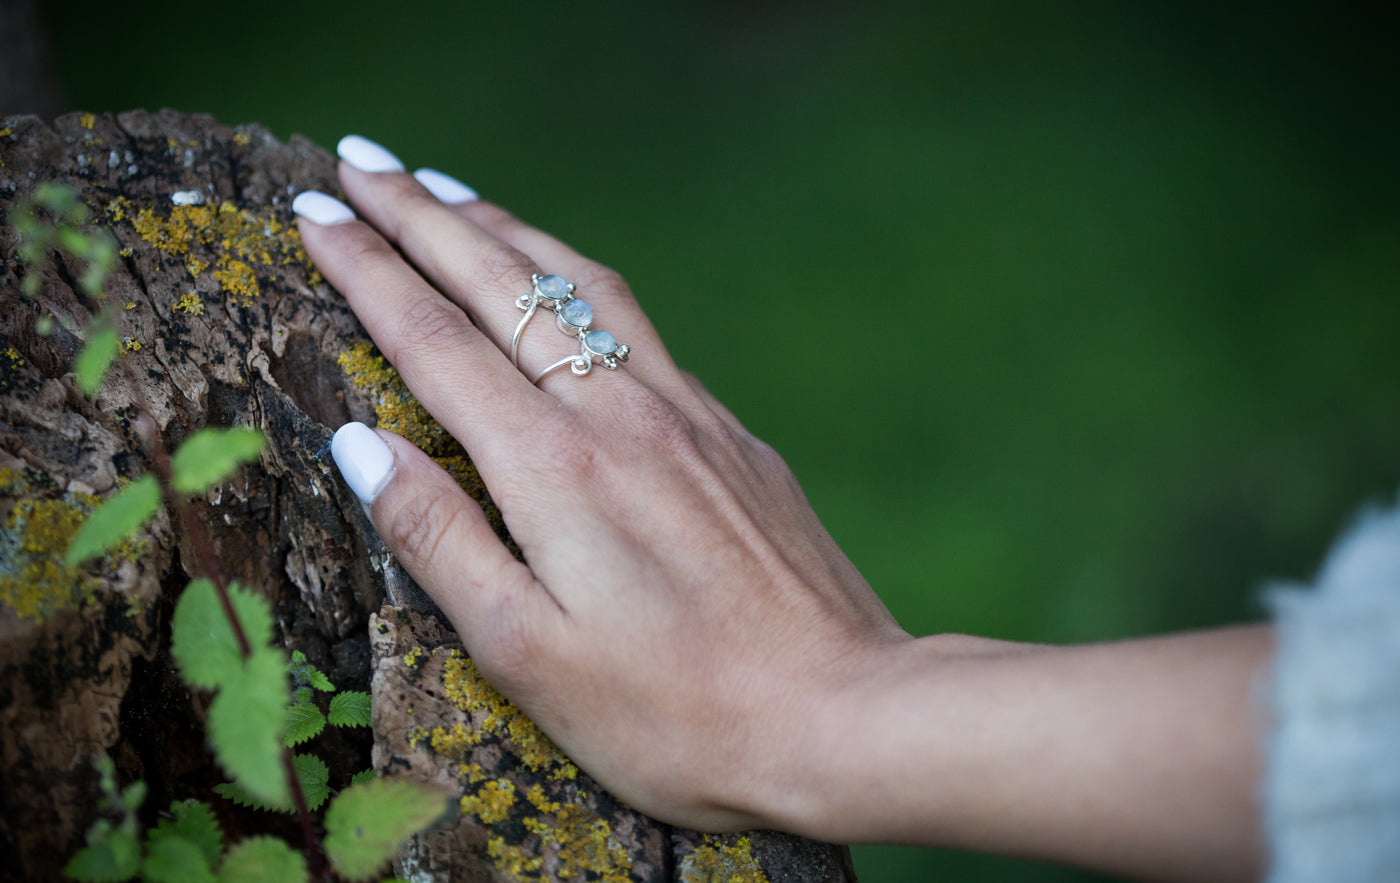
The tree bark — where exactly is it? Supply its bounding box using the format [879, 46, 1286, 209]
[0, 110, 856, 883]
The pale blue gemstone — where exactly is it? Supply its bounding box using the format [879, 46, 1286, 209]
[584, 329, 617, 355]
[560, 298, 593, 329]
[536, 274, 569, 301]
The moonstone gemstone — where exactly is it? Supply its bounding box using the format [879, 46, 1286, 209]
[536, 274, 570, 302]
[584, 329, 618, 355]
[560, 298, 593, 329]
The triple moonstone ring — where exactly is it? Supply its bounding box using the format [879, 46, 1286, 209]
[512, 273, 630, 384]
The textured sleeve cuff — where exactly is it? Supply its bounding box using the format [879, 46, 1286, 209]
[1263, 498, 1400, 882]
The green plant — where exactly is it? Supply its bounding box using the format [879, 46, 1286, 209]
[12, 184, 449, 882]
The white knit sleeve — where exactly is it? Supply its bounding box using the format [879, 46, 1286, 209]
[1264, 500, 1400, 882]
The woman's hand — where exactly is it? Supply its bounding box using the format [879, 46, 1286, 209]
[294, 135, 911, 834]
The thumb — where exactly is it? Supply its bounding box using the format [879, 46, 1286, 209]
[329, 422, 542, 649]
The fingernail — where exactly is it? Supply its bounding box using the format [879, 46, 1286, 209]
[414, 168, 478, 204]
[291, 191, 355, 225]
[331, 422, 395, 504]
[337, 134, 405, 173]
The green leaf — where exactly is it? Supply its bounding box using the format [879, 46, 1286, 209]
[208, 647, 290, 807]
[119, 780, 147, 815]
[351, 769, 376, 786]
[284, 702, 325, 747]
[75, 323, 120, 396]
[170, 428, 266, 495]
[212, 782, 285, 813]
[141, 835, 215, 883]
[327, 691, 372, 729]
[307, 669, 335, 692]
[293, 753, 330, 812]
[324, 779, 450, 882]
[171, 580, 274, 689]
[217, 837, 307, 883]
[64, 828, 140, 882]
[150, 800, 222, 869]
[65, 475, 161, 566]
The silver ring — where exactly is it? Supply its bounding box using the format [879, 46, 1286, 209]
[512, 273, 631, 384]
[511, 273, 575, 367]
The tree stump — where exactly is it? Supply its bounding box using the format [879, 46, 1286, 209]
[0, 110, 857, 883]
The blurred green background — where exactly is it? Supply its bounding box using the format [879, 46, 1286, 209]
[38, 1, 1399, 880]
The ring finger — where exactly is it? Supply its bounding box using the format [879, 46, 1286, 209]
[334, 136, 657, 392]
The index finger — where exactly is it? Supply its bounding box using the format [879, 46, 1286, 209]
[292, 190, 555, 472]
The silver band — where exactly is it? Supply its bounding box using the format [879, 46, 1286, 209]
[512, 273, 630, 384]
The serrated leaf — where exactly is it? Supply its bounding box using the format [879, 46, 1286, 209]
[351, 769, 376, 786]
[170, 428, 266, 495]
[307, 669, 335, 692]
[217, 837, 307, 883]
[208, 647, 289, 807]
[65, 475, 160, 566]
[293, 753, 330, 812]
[141, 835, 215, 883]
[171, 580, 274, 689]
[212, 782, 286, 813]
[75, 324, 119, 396]
[150, 800, 222, 868]
[63, 828, 140, 882]
[284, 702, 326, 747]
[327, 691, 372, 729]
[324, 779, 450, 882]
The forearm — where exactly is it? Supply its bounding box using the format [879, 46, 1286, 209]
[779, 626, 1273, 883]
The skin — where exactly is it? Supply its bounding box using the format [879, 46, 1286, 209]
[296, 157, 1273, 883]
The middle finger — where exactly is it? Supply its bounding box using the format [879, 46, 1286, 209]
[335, 139, 631, 388]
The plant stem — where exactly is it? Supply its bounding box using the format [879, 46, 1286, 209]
[117, 357, 329, 879]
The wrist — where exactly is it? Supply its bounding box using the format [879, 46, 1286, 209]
[758, 632, 1034, 843]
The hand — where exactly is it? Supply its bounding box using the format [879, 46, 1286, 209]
[294, 136, 911, 833]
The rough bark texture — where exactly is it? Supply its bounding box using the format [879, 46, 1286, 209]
[0, 110, 856, 883]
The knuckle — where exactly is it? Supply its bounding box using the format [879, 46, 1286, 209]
[474, 244, 538, 294]
[386, 484, 465, 575]
[393, 296, 475, 356]
[625, 386, 698, 454]
[573, 263, 628, 296]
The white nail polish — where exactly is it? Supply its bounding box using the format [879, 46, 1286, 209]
[337, 134, 405, 173]
[414, 168, 478, 204]
[331, 422, 395, 504]
[291, 191, 355, 225]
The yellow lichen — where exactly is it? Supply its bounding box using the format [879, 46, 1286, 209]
[107, 195, 321, 299]
[123, 301, 136, 311]
[679, 836, 770, 883]
[0, 475, 149, 621]
[121, 337, 142, 352]
[460, 761, 486, 784]
[540, 804, 633, 883]
[402, 644, 426, 669]
[425, 722, 481, 762]
[212, 255, 258, 300]
[0, 127, 12, 137]
[486, 838, 545, 878]
[233, 132, 252, 146]
[172, 291, 204, 316]
[80, 113, 95, 130]
[524, 784, 560, 815]
[440, 652, 571, 774]
[460, 778, 517, 824]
